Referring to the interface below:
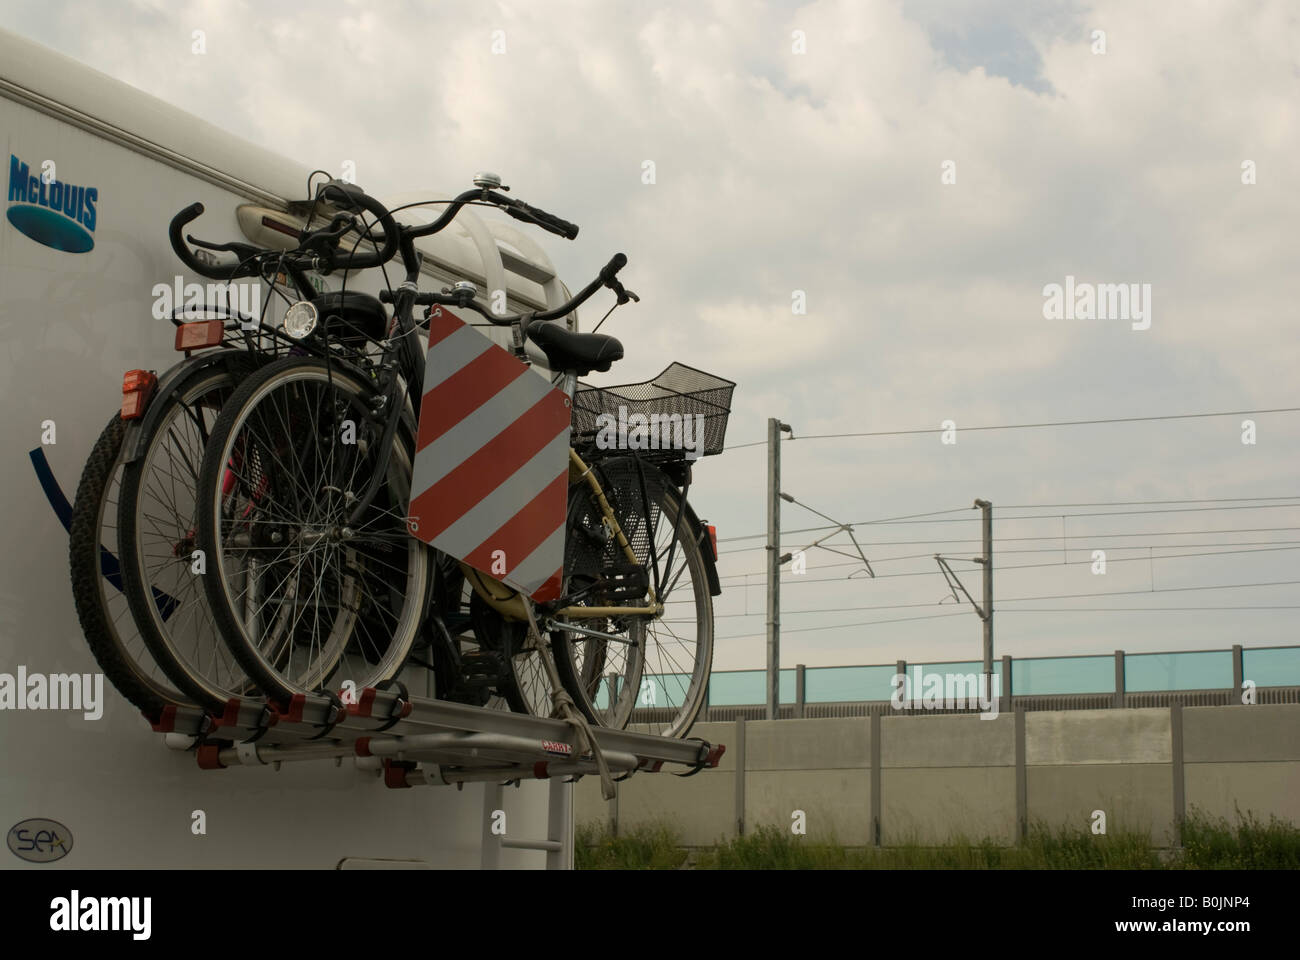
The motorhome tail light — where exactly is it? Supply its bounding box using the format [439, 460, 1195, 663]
[121, 369, 158, 420]
[174, 319, 225, 352]
[707, 524, 718, 561]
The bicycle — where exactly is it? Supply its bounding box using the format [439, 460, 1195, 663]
[188, 178, 729, 739]
[70, 180, 402, 716]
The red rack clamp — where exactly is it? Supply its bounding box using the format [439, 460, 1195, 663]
[196, 744, 226, 770]
[382, 759, 417, 789]
[149, 704, 178, 734]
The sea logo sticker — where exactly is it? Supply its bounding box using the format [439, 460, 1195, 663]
[6, 154, 98, 253]
[7, 817, 74, 863]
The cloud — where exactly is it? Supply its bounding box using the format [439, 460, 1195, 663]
[7, 0, 1297, 667]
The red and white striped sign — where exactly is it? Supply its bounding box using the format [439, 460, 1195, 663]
[407, 308, 571, 602]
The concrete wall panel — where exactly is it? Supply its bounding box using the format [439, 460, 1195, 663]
[1025, 764, 1175, 840]
[1026, 708, 1171, 765]
[881, 767, 1016, 844]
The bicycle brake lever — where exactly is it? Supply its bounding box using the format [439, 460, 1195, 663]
[187, 235, 257, 256]
[607, 277, 639, 305]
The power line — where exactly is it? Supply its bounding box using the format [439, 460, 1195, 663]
[999, 606, 1300, 612]
[1002, 497, 1300, 509]
[717, 525, 1300, 554]
[716, 507, 970, 543]
[716, 611, 968, 641]
[754, 544, 1300, 588]
[759, 574, 1300, 613]
[725, 406, 1300, 448]
[717, 540, 1300, 582]
[716, 499, 1300, 544]
[716, 603, 1300, 618]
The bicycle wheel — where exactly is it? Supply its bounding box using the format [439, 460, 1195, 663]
[69, 412, 193, 721]
[117, 359, 263, 713]
[551, 457, 713, 738]
[195, 357, 429, 707]
[466, 582, 553, 717]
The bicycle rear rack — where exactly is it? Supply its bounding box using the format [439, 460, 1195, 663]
[151, 687, 724, 788]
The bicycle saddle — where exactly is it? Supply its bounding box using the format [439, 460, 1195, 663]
[527, 320, 623, 375]
[311, 290, 388, 345]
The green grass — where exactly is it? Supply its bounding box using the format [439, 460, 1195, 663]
[575, 821, 688, 870]
[576, 808, 1300, 869]
[1179, 806, 1300, 869]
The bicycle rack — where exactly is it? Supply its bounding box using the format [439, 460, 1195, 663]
[152, 687, 724, 784]
[140, 195, 723, 865]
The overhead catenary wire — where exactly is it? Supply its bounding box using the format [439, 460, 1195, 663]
[724, 406, 1300, 450]
[735, 578, 1300, 618]
[716, 498, 1300, 544]
[717, 525, 1300, 555]
[717, 540, 1300, 582]
[714, 580, 1300, 640]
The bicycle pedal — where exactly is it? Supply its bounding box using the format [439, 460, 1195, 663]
[597, 562, 649, 601]
[459, 650, 505, 682]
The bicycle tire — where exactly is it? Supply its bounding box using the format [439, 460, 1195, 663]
[195, 356, 429, 707]
[551, 457, 714, 738]
[117, 358, 263, 713]
[69, 413, 193, 721]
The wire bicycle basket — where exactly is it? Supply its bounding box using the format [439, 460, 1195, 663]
[572, 361, 736, 459]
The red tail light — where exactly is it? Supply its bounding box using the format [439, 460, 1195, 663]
[121, 369, 158, 420]
[707, 524, 718, 561]
[175, 319, 224, 352]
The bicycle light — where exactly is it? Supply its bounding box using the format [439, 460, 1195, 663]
[120, 369, 158, 420]
[282, 300, 319, 339]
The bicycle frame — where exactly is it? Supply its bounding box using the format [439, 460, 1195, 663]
[314, 229, 676, 631]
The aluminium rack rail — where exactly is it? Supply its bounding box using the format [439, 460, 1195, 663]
[150, 685, 725, 789]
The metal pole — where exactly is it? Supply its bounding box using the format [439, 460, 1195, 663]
[766, 418, 781, 720]
[975, 499, 993, 700]
[481, 781, 504, 869]
[546, 777, 572, 870]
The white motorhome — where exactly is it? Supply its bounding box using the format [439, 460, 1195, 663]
[0, 27, 578, 869]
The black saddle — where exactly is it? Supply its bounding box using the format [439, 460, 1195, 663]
[527, 320, 623, 375]
[312, 290, 388, 345]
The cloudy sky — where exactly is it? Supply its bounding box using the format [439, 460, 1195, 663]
[8, 0, 1298, 674]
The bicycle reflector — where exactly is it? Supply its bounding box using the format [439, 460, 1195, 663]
[707, 524, 718, 561]
[174, 319, 224, 352]
[283, 300, 318, 339]
[121, 369, 158, 420]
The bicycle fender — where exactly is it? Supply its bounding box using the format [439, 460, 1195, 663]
[682, 499, 722, 597]
[118, 349, 247, 465]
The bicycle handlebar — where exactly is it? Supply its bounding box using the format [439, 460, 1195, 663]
[168, 182, 399, 282]
[499, 197, 580, 240]
[169, 178, 579, 289]
[313, 181, 399, 269]
[169, 203, 261, 280]
[379, 252, 627, 331]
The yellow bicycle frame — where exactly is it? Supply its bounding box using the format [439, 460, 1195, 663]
[460, 448, 663, 622]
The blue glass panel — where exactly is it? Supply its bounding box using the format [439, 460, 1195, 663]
[1124, 651, 1232, 692]
[1012, 655, 1114, 695]
[1243, 647, 1300, 687]
[706, 670, 766, 706]
[805, 665, 900, 703]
